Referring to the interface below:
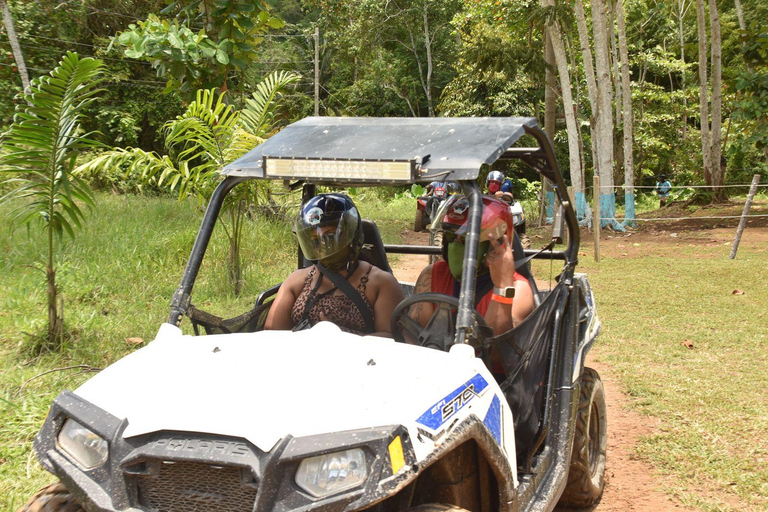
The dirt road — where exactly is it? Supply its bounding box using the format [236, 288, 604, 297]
[390, 230, 686, 512]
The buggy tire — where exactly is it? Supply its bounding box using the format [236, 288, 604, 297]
[414, 209, 425, 232]
[428, 231, 442, 264]
[17, 482, 85, 512]
[404, 504, 472, 512]
[558, 367, 607, 508]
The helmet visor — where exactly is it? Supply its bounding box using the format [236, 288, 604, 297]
[295, 197, 360, 261]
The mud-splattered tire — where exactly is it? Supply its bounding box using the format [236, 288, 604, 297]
[558, 367, 607, 508]
[414, 209, 425, 232]
[404, 504, 472, 512]
[17, 483, 85, 512]
[428, 231, 442, 264]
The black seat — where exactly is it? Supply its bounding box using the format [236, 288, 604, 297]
[358, 219, 392, 273]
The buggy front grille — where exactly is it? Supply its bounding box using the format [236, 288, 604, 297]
[133, 460, 257, 512]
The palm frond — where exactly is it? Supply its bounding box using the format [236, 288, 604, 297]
[239, 71, 301, 137]
[0, 51, 104, 239]
[165, 88, 240, 167]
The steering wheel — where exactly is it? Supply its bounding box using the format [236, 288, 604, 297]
[390, 293, 492, 351]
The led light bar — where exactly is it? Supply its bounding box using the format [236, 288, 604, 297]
[263, 156, 416, 182]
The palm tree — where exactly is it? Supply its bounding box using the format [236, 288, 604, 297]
[0, 52, 104, 350]
[78, 70, 301, 294]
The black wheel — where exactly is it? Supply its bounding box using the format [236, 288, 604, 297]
[390, 293, 492, 351]
[404, 504, 471, 512]
[414, 208, 425, 232]
[17, 482, 86, 512]
[558, 367, 607, 508]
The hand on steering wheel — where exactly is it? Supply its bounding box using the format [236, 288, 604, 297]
[390, 293, 492, 351]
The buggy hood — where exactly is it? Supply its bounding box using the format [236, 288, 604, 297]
[73, 322, 494, 456]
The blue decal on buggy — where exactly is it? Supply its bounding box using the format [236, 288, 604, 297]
[417, 374, 489, 430]
[483, 395, 502, 445]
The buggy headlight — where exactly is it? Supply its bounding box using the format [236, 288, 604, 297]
[295, 448, 367, 498]
[57, 419, 108, 469]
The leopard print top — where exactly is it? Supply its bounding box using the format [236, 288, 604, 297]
[291, 265, 375, 335]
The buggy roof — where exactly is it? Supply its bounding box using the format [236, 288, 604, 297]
[223, 116, 541, 183]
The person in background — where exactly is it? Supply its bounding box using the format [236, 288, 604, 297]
[409, 195, 535, 336]
[265, 193, 404, 336]
[656, 174, 672, 207]
[486, 171, 514, 204]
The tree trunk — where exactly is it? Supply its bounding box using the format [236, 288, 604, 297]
[541, 33, 557, 226]
[610, 1, 622, 130]
[678, 0, 689, 142]
[733, 0, 749, 72]
[708, 0, 723, 201]
[541, 0, 584, 220]
[1, 0, 31, 95]
[617, 0, 635, 227]
[592, 0, 620, 229]
[422, 3, 434, 117]
[696, 0, 712, 185]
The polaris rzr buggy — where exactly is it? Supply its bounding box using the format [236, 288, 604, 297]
[24, 117, 605, 512]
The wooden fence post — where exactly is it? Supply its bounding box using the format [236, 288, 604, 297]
[729, 174, 761, 259]
[593, 175, 600, 262]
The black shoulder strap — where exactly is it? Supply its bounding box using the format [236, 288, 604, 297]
[514, 240, 555, 271]
[316, 261, 376, 334]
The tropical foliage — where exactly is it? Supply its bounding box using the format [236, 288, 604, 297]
[0, 51, 104, 351]
[77, 70, 301, 294]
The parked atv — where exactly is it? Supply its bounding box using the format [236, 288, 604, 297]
[414, 181, 452, 232]
[22, 117, 605, 512]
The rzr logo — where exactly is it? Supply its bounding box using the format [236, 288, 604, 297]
[441, 384, 479, 422]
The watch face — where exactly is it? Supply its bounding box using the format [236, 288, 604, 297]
[495, 286, 515, 298]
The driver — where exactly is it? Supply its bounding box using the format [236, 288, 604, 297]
[409, 195, 535, 335]
[486, 171, 514, 204]
[265, 193, 404, 336]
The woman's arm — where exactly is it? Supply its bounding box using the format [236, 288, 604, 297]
[484, 235, 535, 334]
[264, 269, 305, 330]
[369, 267, 405, 336]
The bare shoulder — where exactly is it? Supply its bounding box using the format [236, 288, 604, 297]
[367, 264, 401, 287]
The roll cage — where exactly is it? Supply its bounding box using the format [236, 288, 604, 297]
[167, 117, 579, 346]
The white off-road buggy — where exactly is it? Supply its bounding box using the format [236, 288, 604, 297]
[23, 117, 605, 512]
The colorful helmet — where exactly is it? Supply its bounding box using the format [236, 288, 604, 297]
[295, 194, 363, 264]
[432, 194, 514, 243]
[486, 170, 505, 186]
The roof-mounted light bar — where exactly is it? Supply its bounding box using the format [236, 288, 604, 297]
[263, 156, 416, 182]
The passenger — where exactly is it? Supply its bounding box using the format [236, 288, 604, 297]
[410, 195, 535, 335]
[486, 170, 515, 204]
[265, 193, 404, 336]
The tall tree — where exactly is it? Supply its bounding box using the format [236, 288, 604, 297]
[617, 0, 635, 226]
[540, 0, 586, 223]
[0, 0, 30, 94]
[696, 0, 724, 199]
[708, 0, 723, 200]
[0, 52, 104, 350]
[592, 0, 623, 229]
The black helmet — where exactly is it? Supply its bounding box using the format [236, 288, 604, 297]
[660, 174, 666, 180]
[295, 194, 363, 267]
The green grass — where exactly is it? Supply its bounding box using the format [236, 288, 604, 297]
[1, 191, 766, 510]
[576, 239, 768, 511]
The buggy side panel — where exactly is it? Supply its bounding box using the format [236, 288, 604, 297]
[489, 283, 566, 466]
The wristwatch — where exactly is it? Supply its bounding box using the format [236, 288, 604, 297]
[493, 286, 515, 298]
